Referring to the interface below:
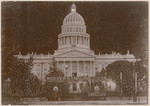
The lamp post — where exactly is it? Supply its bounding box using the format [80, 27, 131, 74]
[40, 62, 44, 101]
[133, 61, 137, 102]
[120, 71, 123, 100]
[53, 85, 58, 101]
[65, 65, 68, 82]
[143, 63, 148, 104]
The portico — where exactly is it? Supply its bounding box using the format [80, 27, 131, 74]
[56, 60, 95, 77]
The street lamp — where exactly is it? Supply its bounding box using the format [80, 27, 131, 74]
[40, 62, 44, 101]
[65, 65, 68, 82]
[65, 65, 68, 76]
[133, 60, 137, 102]
[53, 85, 59, 101]
[120, 71, 123, 100]
[143, 63, 148, 104]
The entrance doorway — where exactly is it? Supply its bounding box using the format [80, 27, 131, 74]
[73, 83, 77, 91]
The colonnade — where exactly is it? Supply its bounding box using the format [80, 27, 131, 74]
[58, 36, 90, 47]
[57, 61, 95, 77]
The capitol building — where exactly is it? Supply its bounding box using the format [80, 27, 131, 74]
[16, 4, 136, 93]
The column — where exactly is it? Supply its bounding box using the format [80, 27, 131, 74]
[80, 36, 82, 45]
[85, 37, 87, 46]
[84, 61, 85, 76]
[87, 38, 89, 46]
[77, 61, 79, 76]
[67, 36, 68, 45]
[88, 38, 90, 46]
[76, 36, 77, 45]
[59, 38, 61, 46]
[64, 61, 66, 76]
[61, 37, 63, 46]
[90, 61, 93, 77]
[64, 37, 66, 45]
[84, 37, 86, 46]
[82, 37, 83, 45]
[79, 36, 81, 44]
[70, 61, 72, 77]
[61, 38, 63, 46]
[63, 37, 65, 45]
[71, 36, 72, 44]
[56, 61, 58, 69]
[65, 37, 67, 45]
[87, 37, 88, 46]
[59, 38, 60, 47]
[83, 37, 84, 45]
[93, 62, 95, 76]
[65, 37, 66, 45]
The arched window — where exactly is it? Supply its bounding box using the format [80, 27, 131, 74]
[70, 15, 72, 21]
[73, 27, 75, 32]
[82, 36, 83, 44]
[79, 27, 81, 32]
[67, 28, 69, 32]
[70, 37, 71, 44]
[62, 37, 63, 45]
[73, 16, 75, 21]
[87, 38, 88, 46]
[64, 37, 66, 45]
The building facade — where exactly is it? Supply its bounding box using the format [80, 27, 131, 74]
[16, 4, 136, 93]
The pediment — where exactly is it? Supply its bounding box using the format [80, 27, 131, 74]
[54, 50, 95, 58]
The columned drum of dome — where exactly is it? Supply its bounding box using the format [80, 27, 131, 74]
[58, 4, 90, 51]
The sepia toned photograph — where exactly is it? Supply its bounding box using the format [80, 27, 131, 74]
[2, 1, 148, 105]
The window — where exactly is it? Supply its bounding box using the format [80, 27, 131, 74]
[67, 28, 69, 32]
[79, 27, 81, 32]
[80, 83, 83, 90]
[73, 83, 77, 91]
[72, 72, 77, 77]
[77, 37, 78, 44]
[70, 27, 71, 32]
[64, 37, 66, 45]
[62, 37, 64, 45]
[82, 37, 83, 44]
[70, 37, 71, 44]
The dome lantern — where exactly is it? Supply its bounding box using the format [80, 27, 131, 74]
[71, 4, 76, 12]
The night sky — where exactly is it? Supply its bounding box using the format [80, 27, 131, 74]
[2, 1, 148, 59]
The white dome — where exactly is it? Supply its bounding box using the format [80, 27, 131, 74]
[63, 4, 85, 25]
[57, 4, 90, 51]
[63, 12, 85, 25]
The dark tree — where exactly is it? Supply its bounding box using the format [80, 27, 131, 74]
[105, 60, 147, 97]
[2, 34, 41, 98]
[43, 57, 69, 100]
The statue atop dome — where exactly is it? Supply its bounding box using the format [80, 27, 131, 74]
[71, 4, 76, 12]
